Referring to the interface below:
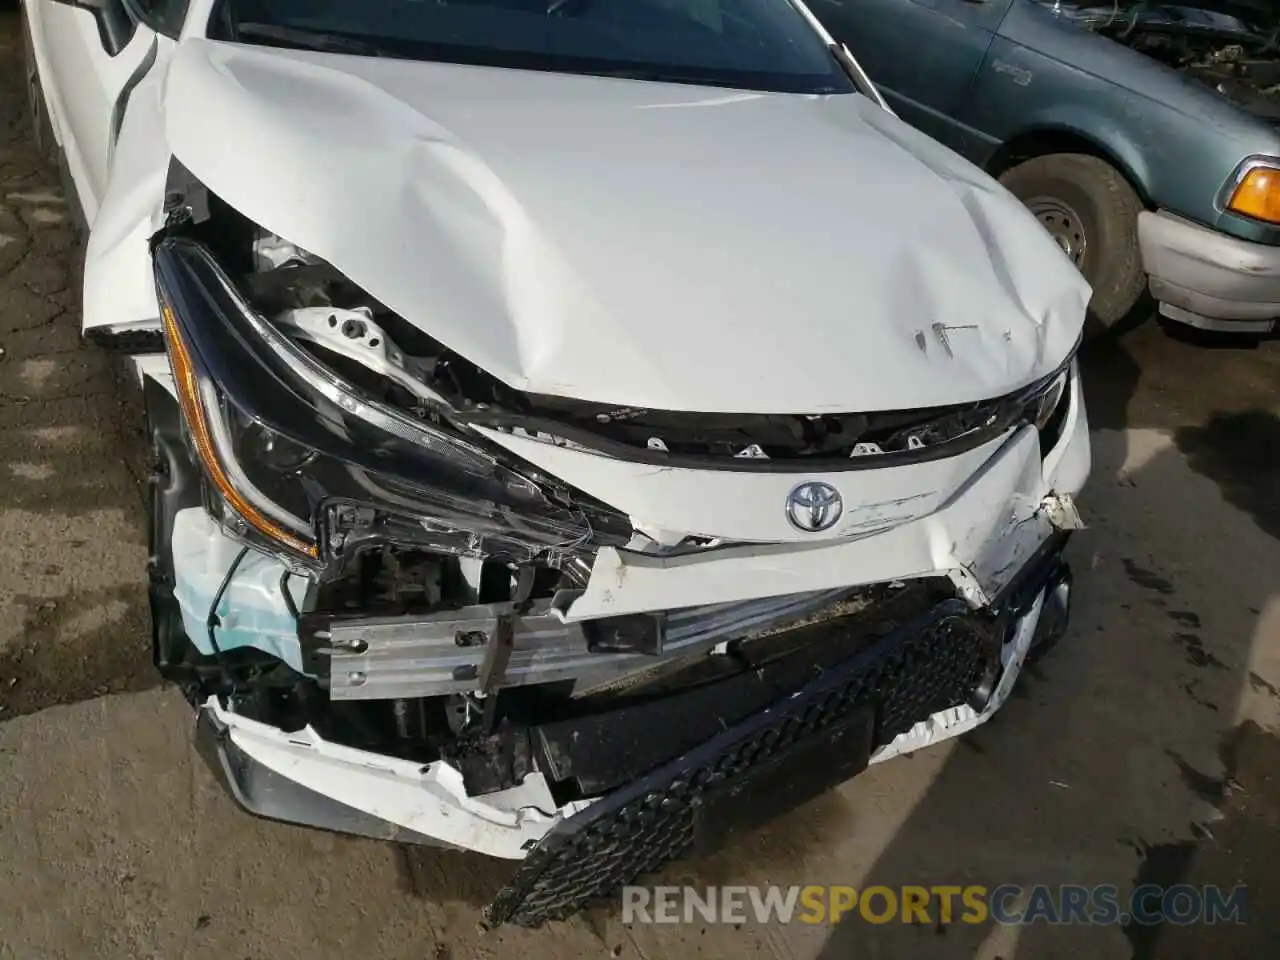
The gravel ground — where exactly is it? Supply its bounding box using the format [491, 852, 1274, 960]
[1, 10, 1279, 959]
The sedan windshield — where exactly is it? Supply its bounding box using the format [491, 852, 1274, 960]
[212, 0, 854, 94]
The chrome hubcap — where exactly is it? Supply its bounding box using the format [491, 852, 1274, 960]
[1027, 197, 1087, 267]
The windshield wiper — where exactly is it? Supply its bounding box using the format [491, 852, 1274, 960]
[231, 22, 389, 57]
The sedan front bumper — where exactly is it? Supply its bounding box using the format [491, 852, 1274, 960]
[195, 540, 1071, 926]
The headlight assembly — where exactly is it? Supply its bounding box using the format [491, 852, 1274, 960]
[153, 237, 631, 573]
[1029, 363, 1070, 432]
[1024, 358, 1075, 457]
[160, 293, 318, 559]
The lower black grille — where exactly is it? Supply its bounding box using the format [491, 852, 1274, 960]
[486, 601, 994, 927]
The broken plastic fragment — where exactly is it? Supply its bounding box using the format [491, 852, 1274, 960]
[1041, 493, 1085, 531]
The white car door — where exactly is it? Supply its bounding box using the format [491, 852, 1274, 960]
[24, 0, 160, 224]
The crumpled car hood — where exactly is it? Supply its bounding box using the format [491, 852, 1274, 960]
[163, 39, 1088, 413]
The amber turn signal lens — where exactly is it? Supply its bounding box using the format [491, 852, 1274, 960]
[1228, 166, 1280, 224]
[161, 302, 318, 559]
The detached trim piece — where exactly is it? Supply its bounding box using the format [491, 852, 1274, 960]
[90, 1, 139, 58]
[487, 541, 1071, 926]
[486, 597, 998, 926]
[195, 708, 440, 845]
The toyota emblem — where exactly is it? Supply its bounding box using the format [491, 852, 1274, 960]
[785, 481, 843, 533]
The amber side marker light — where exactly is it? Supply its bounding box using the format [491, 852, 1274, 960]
[161, 302, 319, 559]
[1227, 165, 1280, 224]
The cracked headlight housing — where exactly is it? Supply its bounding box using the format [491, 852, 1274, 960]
[1029, 365, 1069, 431]
[153, 237, 631, 572]
[1026, 359, 1075, 458]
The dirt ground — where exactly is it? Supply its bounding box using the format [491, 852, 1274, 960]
[2, 10, 1279, 959]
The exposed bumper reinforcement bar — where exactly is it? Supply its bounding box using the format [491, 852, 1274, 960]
[304, 587, 854, 701]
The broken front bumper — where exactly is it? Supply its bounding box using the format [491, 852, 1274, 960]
[169, 359, 1088, 925]
[489, 548, 1070, 926]
[195, 538, 1071, 926]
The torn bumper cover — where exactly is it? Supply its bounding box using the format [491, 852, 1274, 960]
[195, 542, 1072, 926]
[181, 455, 1083, 923]
[486, 551, 1071, 927]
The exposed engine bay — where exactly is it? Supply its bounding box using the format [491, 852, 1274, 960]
[1046, 0, 1280, 118]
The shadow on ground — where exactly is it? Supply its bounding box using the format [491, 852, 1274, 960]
[817, 327, 1280, 959]
[1176, 410, 1280, 541]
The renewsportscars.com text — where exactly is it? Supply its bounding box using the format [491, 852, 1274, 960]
[621, 883, 1248, 927]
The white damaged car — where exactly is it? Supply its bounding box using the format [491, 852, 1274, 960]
[22, 0, 1090, 925]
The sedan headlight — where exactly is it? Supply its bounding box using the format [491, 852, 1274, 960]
[1029, 363, 1070, 431]
[1024, 358, 1075, 458]
[153, 237, 630, 571]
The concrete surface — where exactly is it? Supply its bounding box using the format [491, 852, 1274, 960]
[2, 11, 1278, 958]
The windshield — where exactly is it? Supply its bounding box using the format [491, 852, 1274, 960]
[211, 0, 853, 94]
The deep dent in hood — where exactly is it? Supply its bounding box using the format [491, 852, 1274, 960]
[163, 39, 1089, 413]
